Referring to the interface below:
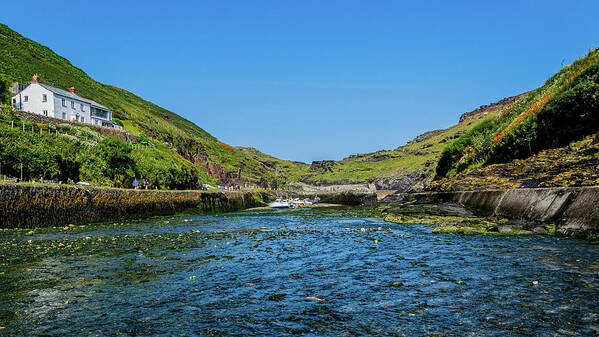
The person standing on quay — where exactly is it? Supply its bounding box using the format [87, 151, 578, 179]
[132, 178, 139, 189]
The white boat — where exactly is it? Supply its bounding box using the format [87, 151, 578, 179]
[269, 198, 290, 208]
[291, 198, 313, 207]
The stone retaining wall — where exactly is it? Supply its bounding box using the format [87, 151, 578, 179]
[0, 184, 269, 228]
[286, 182, 377, 205]
[382, 186, 599, 237]
[290, 190, 377, 206]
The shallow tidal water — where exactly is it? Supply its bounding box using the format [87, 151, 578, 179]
[1, 208, 598, 336]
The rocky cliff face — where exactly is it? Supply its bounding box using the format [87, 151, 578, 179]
[217, 91, 528, 191]
[458, 92, 528, 123]
[374, 170, 431, 191]
[428, 134, 599, 192]
[307, 160, 336, 174]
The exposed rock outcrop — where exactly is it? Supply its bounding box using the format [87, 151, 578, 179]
[458, 92, 529, 123]
[374, 170, 432, 192]
[308, 160, 336, 174]
[403, 129, 445, 147]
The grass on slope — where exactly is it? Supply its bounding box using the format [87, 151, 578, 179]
[297, 110, 500, 185]
[0, 24, 212, 142]
[235, 147, 307, 186]
[436, 47, 599, 179]
[0, 23, 282, 186]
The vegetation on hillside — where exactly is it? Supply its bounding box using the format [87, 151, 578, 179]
[436, 48, 599, 179]
[294, 108, 503, 188]
[235, 147, 307, 186]
[0, 110, 203, 188]
[0, 23, 286, 188]
[2, 23, 597, 192]
[429, 134, 599, 191]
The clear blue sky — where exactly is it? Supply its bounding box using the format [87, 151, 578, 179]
[2, 1, 599, 163]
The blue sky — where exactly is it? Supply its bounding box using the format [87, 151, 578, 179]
[2, 1, 599, 163]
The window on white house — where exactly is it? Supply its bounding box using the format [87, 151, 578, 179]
[62, 98, 66, 107]
[81, 117, 85, 123]
[43, 110, 48, 116]
[62, 112, 66, 119]
[42, 94, 47, 102]
[80, 104, 84, 111]
[71, 101, 75, 109]
[24, 96, 28, 102]
[12, 98, 16, 103]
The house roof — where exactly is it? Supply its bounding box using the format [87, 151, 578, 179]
[38, 83, 111, 111]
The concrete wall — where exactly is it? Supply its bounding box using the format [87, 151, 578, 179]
[383, 186, 599, 237]
[0, 184, 269, 228]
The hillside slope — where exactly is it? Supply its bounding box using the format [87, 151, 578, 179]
[432, 47, 599, 190]
[293, 93, 524, 191]
[292, 48, 599, 193]
[0, 23, 283, 188]
[429, 134, 599, 191]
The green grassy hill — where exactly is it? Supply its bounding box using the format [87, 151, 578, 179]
[235, 147, 308, 183]
[0, 23, 284, 188]
[292, 93, 523, 190]
[3, 23, 595, 192]
[431, 47, 599, 190]
[231, 92, 524, 191]
[291, 47, 599, 192]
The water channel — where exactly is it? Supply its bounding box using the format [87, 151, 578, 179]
[1, 207, 598, 336]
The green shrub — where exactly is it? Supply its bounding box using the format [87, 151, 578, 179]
[0, 124, 80, 181]
[487, 118, 536, 164]
[132, 147, 199, 190]
[136, 135, 149, 145]
[534, 64, 599, 150]
[112, 117, 124, 127]
[436, 119, 495, 177]
[93, 137, 136, 187]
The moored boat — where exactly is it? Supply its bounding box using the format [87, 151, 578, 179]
[269, 198, 290, 208]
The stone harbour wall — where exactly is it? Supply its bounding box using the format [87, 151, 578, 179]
[290, 189, 378, 206]
[382, 186, 599, 237]
[0, 184, 269, 228]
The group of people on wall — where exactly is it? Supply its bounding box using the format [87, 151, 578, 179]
[131, 178, 150, 190]
[129, 179, 253, 191]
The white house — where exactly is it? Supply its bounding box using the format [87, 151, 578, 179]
[11, 74, 114, 127]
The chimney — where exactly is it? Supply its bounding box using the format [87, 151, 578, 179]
[69, 86, 75, 93]
[32, 73, 39, 83]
